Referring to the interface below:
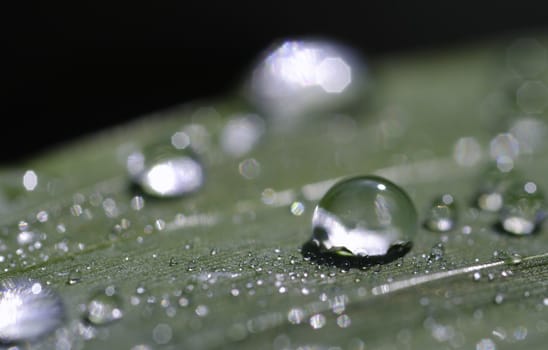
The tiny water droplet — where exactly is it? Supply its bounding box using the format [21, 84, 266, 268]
[424, 194, 458, 232]
[0, 279, 64, 343]
[307, 175, 416, 260]
[127, 143, 204, 198]
[428, 243, 445, 262]
[67, 269, 82, 285]
[507, 253, 523, 265]
[85, 287, 123, 325]
[494, 293, 505, 305]
[290, 201, 305, 216]
[500, 180, 545, 235]
[473, 272, 481, 281]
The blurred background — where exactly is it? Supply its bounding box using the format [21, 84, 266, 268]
[3, 1, 548, 162]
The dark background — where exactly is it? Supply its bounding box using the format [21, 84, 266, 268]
[3, 1, 548, 162]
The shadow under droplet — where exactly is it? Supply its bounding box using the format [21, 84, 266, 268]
[301, 239, 412, 269]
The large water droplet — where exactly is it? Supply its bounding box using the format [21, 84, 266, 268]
[85, 286, 124, 325]
[127, 143, 204, 198]
[500, 180, 545, 235]
[247, 39, 365, 122]
[306, 175, 417, 262]
[0, 279, 64, 343]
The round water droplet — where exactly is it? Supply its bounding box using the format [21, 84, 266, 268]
[85, 287, 123, 325]
[0, 279, 65, 343]
[67, 268, 82, 285]
[307, 175, 417, 260]
[127, 143, 204, 198]
[475, 166, 521, 212]
[500, 180, 545, 235]
[424, 194, 458, 232]
[428, 243, 445, 262]
[247, 39, 366, 122]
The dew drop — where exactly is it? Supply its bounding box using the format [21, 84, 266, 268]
[424, 194, 458, 232]
[0, 279, 64, 343]
[306, 175, 417, 261]
[309, 313, 326, 329]
[85, 287, 123, 325]
[247, 39, 365, 122]
[500, 180, 545, 235]
[67, 269, 82, 285]
[290, 201, 305, 216]
[428, 243, 445, 262]
[127, 143, 204, 198]
[475, 166, 520, 212]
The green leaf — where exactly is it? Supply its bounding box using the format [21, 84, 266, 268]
[1, 37, 547, 349]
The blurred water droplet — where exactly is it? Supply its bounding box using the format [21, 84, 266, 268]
[128, 143, 204, 198]
[424, 194, 458, 232]
[22, 170, 38, 191]
[85, 287, 123, 325]
[152, 323, 172, 345]
[500, 180, 545, 235]
[494, 293, 505, 305]
[0, 279, 64, 343]
[475, 166, 520, 212]
[489, 133, 519, 172]
[290, 201, 305, 216]
[220, 114, 265, 157]
[248, 39, 365, 122]
[67, 269, 82, 285]
[509, 117, 547, 154]
[516, 80, 548, 113]
[287, 308, 305, 324]
[309, 313, 326, 329]
[307, 175, 416, 260]
[130, 196, 145, 211]
[507, 38, 547, 78]
[238, 158, 261, 179]
[453, 137, 482, 167]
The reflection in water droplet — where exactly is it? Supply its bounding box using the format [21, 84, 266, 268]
[220, 114, 265, 157]
[500, 180, 545, 235]
[424, 194, 458, 232]
[307, 175, 416, 259]
[128, 143, 204, 198]
[85, 287, 123, 325]
[0, 279, 64, 343]
[248, 39, 365, 120]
